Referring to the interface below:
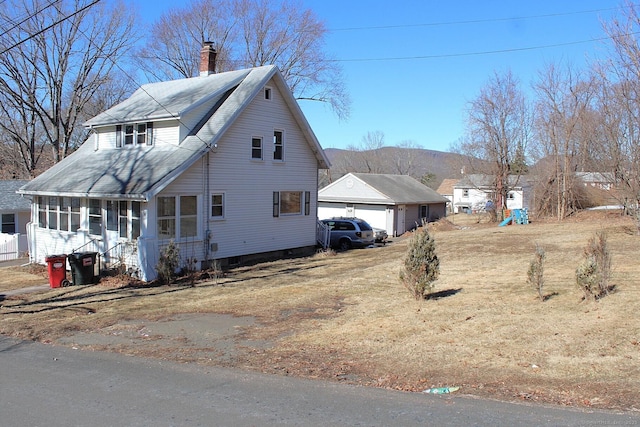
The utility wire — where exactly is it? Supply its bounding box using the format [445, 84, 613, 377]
[328, 5, 630, 32]
[330, 34, 627, 63]
[0, 0, 100, 55]
[0, 0, 61, 39]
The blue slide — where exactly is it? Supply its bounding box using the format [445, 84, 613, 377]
[499, 216, 513, 227]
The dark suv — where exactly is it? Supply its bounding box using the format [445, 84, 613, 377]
[321, 217, 375, 251]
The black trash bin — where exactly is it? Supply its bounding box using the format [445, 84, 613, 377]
[67, 252, 99, 285]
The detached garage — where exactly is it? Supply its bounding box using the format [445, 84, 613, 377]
[318, 173, 448, 237]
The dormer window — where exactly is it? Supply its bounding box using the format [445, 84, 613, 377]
[116, 122, 153, 147]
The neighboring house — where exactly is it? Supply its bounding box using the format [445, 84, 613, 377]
[452, 174, 530, 213]
[0, 180, 30, 261]
[18, 44, 329, 281]
[576, 172, 615, 190]
[317, 173, 448, 237]
[436, 178, 458, 213]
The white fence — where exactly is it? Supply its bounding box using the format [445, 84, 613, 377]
[0, 233, 27, 261]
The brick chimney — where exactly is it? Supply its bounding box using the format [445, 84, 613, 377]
[199, 41, 217, 76]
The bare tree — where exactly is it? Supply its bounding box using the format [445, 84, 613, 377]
[137, 0, 350, 119]
[137, 0, 238, 80]
[0, 0, 140, 176]
[461, 70, 531, 214]
[598, 1, 640, 231]
[533, 62, 596, 219]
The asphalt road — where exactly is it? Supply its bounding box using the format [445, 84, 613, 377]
[1, 336, 638, 427]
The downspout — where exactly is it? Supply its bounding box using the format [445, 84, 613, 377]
[204, 151, 211, 265]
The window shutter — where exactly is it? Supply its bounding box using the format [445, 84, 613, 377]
[116, 125, 122, 148]
[146, 122, 153, 146]
[304, 191, 310, 215]
[272, 192, 279, 217]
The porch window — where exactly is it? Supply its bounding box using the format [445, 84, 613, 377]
[48, 196, 58, 230]
[180, 196, 197, 238]
[273, 130, 283, 161]
[211, 193, 224, 219]
[89, 199, 102, 235]
[60, 197, 80, 232]
[157, 196, 199, 241]
[157, 197, 176, 240]
[132, 202, 141, 239]
[119, 201, 141, 239]
[37, 196, 80, 232]
[106, 200, 118, 232]
[2, 214, 15, 234]
[38, 196, 45, 228]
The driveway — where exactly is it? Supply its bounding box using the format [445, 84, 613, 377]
[1, 336, 638, 426]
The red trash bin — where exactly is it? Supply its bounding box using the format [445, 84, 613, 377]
[45, 254, 69, 288]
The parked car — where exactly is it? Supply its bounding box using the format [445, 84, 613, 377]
[372, 227, 388, 244]
[321, 217, 375, 251]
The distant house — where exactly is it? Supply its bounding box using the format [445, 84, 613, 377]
[576, 172, 615, 190]
[453, 174, 530, 213]
[436, 178, 459, 213]
[318, 173, 448, 237]
[0, 180, 30, 261]
[18, 44, 329, 281]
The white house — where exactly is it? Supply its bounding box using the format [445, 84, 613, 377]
[452, 174, 529, 213]
[318, 173, 448, 237]
[18, 44, 329, 281]
[435, 178, 458, 213]
[0, 180, 30, 261]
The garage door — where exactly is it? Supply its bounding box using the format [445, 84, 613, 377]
[352, 205, 387, 232]
[317, 203, 347, 221]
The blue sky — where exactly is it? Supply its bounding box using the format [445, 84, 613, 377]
[140, 1, 624, 152]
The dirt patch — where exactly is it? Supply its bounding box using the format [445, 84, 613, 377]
[3, 215, 640, 412]
[57, 313, 260, 363]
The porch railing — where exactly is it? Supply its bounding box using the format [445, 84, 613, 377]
[316, 220, 330, 249]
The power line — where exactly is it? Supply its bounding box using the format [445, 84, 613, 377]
[328, 5, 629, 32]
[0, 0, 61, 39]
[329, 34, 625, 63]
[0, 0, 100, 56]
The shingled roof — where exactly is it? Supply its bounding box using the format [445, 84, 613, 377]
[319, 173, 449, 205]
[0, 180, 31, 211]
[19, 66, 329, 201]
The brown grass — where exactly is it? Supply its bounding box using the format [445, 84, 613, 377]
[2, 210, 640, 410]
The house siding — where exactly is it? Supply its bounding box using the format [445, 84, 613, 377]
[159, 76, 318, 266]
[321, 177, 387, 201]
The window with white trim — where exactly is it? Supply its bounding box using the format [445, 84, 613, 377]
[37, 196, 81, 232]
[462, 189, 469, 198]
[111, 200, 140, 239]
[211, 193, 225, 219]
[264, 87, 272, 100]
[117, 122, 153, 147]
[273, 191, 309, 217]
[420, 204, 429, 219]
[180, 196, 197, 238]
[2, 214, 15, 234]
[252, 137, 263, 160]
[89, 199, 102, 235]
[157, 196, 199, 240]
[273, 130, 283, 161]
